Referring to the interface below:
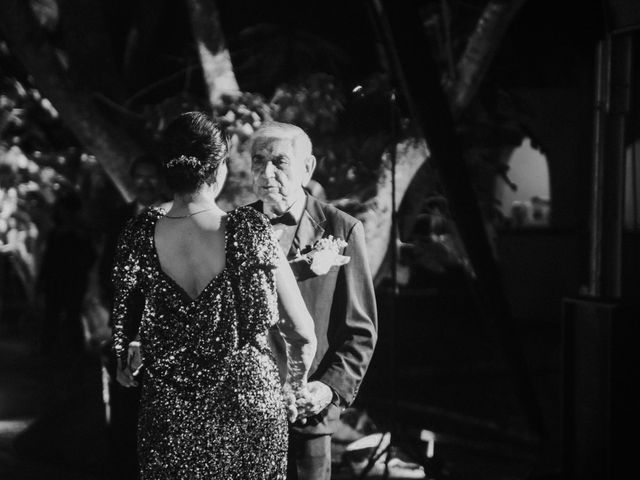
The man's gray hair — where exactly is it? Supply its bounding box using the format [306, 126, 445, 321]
[251, 121, 313, 159]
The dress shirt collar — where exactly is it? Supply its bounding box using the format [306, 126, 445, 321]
[262, 193, 306, 225]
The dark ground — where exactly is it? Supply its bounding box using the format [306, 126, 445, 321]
[0, 284, 564, 480]
[0, 315, 107, 480]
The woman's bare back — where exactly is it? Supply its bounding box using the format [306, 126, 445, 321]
[153, 213, 227, 300]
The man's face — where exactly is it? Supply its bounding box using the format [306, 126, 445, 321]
[132, 163, 161, 206]
[251, 136, 309, 207]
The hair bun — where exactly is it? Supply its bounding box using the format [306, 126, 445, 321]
[161, 111, 228, 195]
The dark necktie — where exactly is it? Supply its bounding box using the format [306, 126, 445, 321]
[269, 211, 297, 226]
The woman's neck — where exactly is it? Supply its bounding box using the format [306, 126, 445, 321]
[169, 187, 224, 216]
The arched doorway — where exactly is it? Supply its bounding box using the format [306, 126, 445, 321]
[495, 137, 551, 228]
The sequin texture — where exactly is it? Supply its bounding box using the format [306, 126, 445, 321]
[112, 205, 286, 479]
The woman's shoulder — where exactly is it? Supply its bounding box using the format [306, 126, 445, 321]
[119, 206, 164, 244]
[226, 205, 277, 268]
[227, 204, 270, 233]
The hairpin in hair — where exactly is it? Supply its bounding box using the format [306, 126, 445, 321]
[166, 155, 200, 168]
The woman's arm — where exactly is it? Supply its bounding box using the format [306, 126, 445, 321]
[111, 221, 143, 387]
[273, 247, 317, 390]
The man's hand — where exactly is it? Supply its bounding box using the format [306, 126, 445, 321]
[295, 381, 333, 423]
[116, 357, 138, 388]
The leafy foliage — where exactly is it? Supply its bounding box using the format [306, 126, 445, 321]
[232, 23, 349, 95]
[0, 0, 536, 298]
[138, 72, 397, 213]
[0, 59, 103, 305]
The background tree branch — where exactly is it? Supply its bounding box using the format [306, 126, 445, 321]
[447, 0, 528, 118]
[186, 0, 239, 107]
[122, 0, 170, 94]
[0, 0, 140, 201]
[57, 0, 126, 102]
[355, 138, 430, 281]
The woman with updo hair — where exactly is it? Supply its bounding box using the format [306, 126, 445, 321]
[111, 111, 316, 479]
[162, 111, 229, 195]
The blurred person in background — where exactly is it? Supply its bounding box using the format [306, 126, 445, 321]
[99, 154, 164, 306]
[36, 190, 96, 356]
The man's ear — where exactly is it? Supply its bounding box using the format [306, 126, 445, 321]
[302, 155, 316, 186]
[213, 161, 228, 199]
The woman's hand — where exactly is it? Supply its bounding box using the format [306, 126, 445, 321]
[116, 357, 138, 387]
[127, 341, 143, 376]
[116, 341, 143, 388]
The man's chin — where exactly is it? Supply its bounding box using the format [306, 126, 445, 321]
[256, 191, 284, 203]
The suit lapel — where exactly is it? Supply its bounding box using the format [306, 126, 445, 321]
[249, 200, 263, 214]
[290, 195, 325, 259]
[248, 198, 326, 259]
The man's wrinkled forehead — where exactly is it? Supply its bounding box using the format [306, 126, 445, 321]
[251, 130, 312, 160]
[251, 135, 294, 155]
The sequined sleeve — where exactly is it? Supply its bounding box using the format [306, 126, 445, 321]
[111, 214, 148, 362]
[231, 206, 279, 271]
[228, 206, 281, 346]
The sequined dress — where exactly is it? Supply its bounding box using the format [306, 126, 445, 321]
[112, 205, 287, 479]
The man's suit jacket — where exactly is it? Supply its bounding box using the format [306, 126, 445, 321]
[253, 195, 378, 435]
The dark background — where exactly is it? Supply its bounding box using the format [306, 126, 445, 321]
[1, 1, 638, 479]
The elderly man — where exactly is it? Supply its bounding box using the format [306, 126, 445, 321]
[250, 121, 378, 480]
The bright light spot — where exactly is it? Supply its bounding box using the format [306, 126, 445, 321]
[0, 419, 33, 436]
[496, 137, 551, 227]
[625, 141, 640, 229]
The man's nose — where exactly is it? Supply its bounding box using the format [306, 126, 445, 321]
[263, 161, 276, 178]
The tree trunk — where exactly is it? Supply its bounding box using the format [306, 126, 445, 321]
[0, 0, 139, 201]
[185, 0, 239, 107]
[122, 0, 170, 94]
[448, 0, 528, 117]
[396, 0, 529, 260]
[386, 1, 547, 437]
[57, 0, 126, 102]
[346, 139, 429, 280]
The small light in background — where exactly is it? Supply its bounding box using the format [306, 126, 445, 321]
[420, 429, 436, 458]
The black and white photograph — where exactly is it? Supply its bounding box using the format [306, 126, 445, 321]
[0, 1, 637, 479]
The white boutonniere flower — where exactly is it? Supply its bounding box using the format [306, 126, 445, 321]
[307, 235, 350, 276]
